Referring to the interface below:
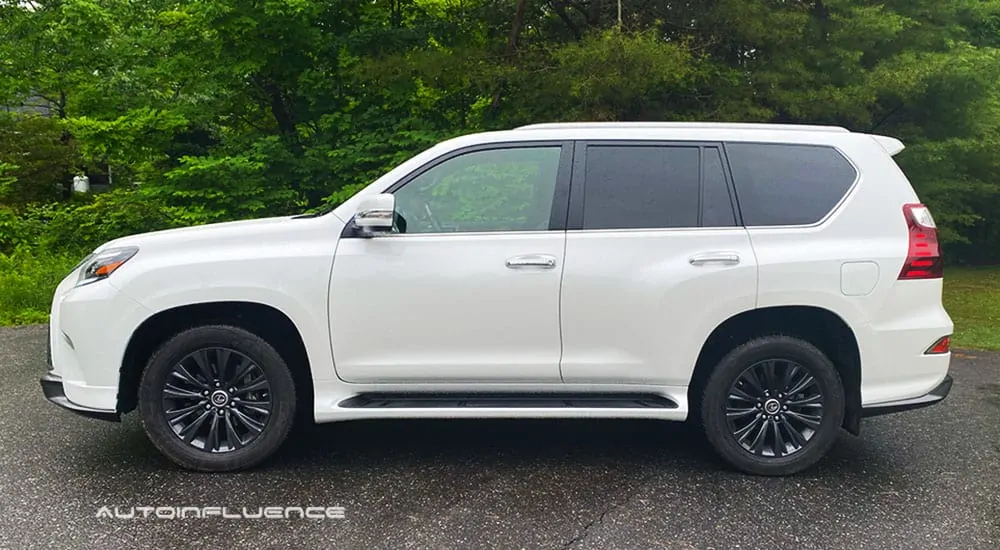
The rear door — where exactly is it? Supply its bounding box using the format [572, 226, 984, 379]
[558, 141, 758, 386]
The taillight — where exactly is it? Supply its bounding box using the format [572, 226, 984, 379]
[925, 336, 950, 354]
[898, 203, 943, 280]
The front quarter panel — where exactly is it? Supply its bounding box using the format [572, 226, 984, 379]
[108, 215, 343, 382]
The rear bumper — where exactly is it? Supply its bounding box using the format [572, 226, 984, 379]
[861, 375, 952, 418]
[40, 374, 120, 422]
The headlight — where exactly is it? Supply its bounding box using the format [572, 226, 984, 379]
[76, 246, 139, 287]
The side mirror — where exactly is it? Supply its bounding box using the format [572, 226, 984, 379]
[353, 193, 395, 234]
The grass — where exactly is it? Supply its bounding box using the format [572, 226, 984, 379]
[1, 251, 997, 350]
[943, 266, 1000, 350]
[0, 251, 79, 326]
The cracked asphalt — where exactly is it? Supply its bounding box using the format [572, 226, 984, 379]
[1, 324, 998, 549]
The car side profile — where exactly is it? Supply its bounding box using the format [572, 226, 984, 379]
[40, 122, 953, 475]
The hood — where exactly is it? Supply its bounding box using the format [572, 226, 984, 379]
[95, 215, 318, 253]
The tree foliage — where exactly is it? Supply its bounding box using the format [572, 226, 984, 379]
[0, 0, 999, 262]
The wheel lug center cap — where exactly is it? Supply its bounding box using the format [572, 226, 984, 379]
[210, 390, 230, 408]
[763, 398, 781, 415]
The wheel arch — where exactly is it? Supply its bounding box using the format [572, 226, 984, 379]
[688, 305, 862, 435]
[116, 301, 314, 421]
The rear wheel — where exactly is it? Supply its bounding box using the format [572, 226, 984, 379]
[138, 325, 296, 472]
[700, 335, 845, 476]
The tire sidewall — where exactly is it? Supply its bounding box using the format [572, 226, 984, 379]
[701, 336, 845, 476]
[138, 325, 296, 472]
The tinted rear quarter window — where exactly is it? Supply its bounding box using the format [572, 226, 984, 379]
[725, 143, 857, 226]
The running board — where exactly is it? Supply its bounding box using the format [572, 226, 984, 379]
[337, 392, 678, 409]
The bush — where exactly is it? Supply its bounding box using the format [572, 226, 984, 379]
[13, 190, 182, 256]
[0, 206, 33, 253]
[0, 250, 81, 326]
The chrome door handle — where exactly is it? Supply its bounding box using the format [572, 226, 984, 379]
[506, 254, 557, 269]
[689, 252, 741, 266]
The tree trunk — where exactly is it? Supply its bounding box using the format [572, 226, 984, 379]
[259, 79, 298, 146]
[391, 0, 403, 28]
[550, 1, 582, 40]
[506, 0, 529, 56]
[490, 0, 530, 111]
[588, 0, 602, 26]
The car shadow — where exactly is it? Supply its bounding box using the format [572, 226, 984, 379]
[68, 414, 901, 489]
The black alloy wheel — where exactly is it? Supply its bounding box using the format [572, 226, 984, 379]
[725, 359, 825, 458]
[701, 335, 845, 476]
[162, 347, 273, 453]
[138, 325, 296, 472]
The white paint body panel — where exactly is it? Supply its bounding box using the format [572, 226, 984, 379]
[329, 232, 565, 383]
[46, 123, 952, 422]
[559, 228, 758, 385]
[47, 215, 345, 410]
[841, 261, 880, 296]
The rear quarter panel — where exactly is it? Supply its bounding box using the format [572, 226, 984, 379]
[747, 134, 952, 404]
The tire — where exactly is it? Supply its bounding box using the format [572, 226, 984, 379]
[138, 325, 297, 472]
[700, 335, 845, 476]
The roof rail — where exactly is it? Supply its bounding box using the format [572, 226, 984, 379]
[515, 122, 850, 133]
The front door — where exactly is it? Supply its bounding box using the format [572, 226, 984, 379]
[329, 143, 572, 384]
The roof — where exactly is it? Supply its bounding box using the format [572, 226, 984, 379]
[516, 122, 851, 133]
[510, 122, 903, 155]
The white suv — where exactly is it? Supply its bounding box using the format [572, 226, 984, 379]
[40, 122, 954, 475]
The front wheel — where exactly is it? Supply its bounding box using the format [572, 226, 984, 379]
[138, 325, 297, 472]
[700, 335, 845, 476]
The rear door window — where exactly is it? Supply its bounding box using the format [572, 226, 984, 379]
[579, 144, 737, 230]
[702, 147, 737, 227]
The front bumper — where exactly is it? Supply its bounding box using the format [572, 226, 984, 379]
[40, 374, 120, 422]
[861, 375, 953, 418]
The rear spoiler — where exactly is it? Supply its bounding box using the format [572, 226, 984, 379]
[871, 135, 905, 156]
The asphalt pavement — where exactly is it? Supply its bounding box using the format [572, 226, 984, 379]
[1, 324, 997, 549]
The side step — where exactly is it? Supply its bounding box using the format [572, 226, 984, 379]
[338, 392, 678, 409]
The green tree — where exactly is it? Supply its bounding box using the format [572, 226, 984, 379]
[0, 114, 78, 204]
[0, 0, 998, 262]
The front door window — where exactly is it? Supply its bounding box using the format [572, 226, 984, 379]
[392, 147, 562, 234]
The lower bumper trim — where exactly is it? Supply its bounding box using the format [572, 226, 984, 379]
[40, 374, 120, 422]
[861, 375, 953, 418]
